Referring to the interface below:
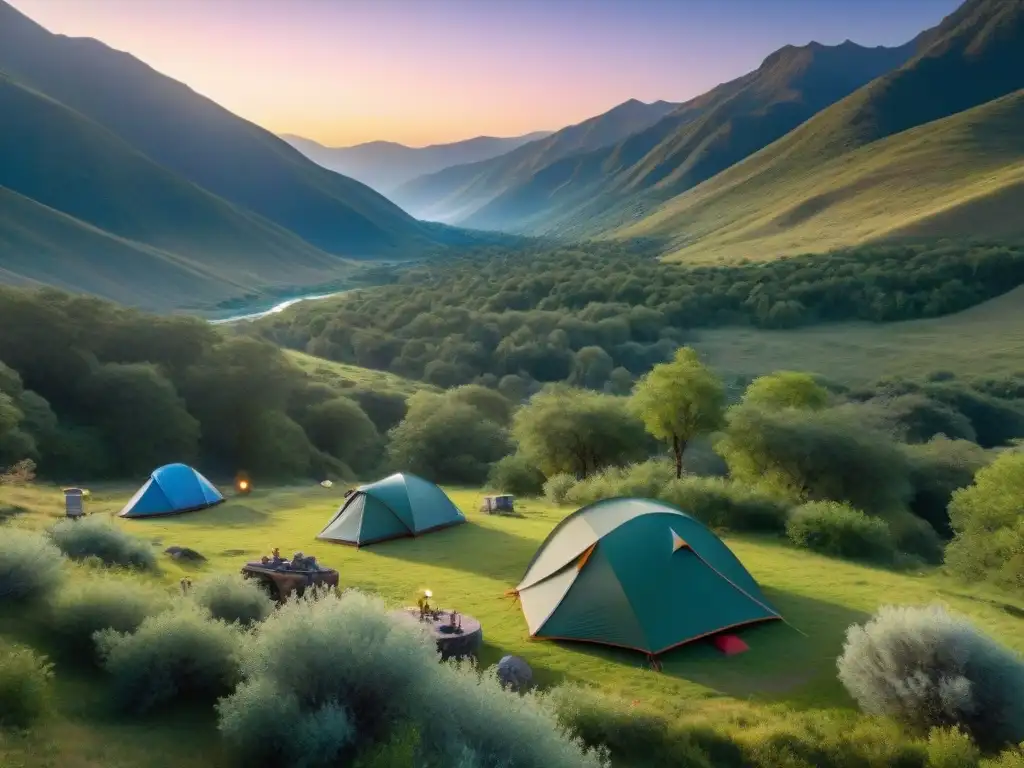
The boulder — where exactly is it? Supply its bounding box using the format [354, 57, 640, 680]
[496, 655, 532, 692]
[164, 545, 206, 562]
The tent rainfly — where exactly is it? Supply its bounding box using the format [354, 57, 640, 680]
[317, 472, 466, 547]
[512, 497, 781, 657]
[119, 463, 225, 519]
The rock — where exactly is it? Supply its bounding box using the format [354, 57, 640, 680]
[164, 545, 206, 562]
[496, 655, 532, 692]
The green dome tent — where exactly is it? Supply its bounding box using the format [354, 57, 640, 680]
[513, 497, 780, 657]
[317, 473, 466, 547]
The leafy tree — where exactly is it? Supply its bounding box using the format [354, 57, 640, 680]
[945, 450, 1024, 589]
[298, 398, 381, 473]
[570, 346, 614, 390]
[446, 384, 514, 427]
[716, 404, 912, 515]
[741, 371, 829, 411]
[903, 437, 991, 537]
[513, 387, 648, 479]
[630, 348, 725, 478]
[344, 388, 408, 434]
[84, 363, 200, 476]
[387, 396, 510, 484]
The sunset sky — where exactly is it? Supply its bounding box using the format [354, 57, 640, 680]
[10, 0, 962, 148]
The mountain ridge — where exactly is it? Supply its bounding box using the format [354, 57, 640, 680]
[281, 129, 552, 193]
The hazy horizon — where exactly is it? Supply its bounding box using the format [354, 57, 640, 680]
[10, 0, 961, 147]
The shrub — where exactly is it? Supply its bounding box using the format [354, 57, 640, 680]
[786, 501, 897, 564]
[926, 727, 980, 768]
[716, 404, 912, 515]
[837, 604, 1024, 751]
[661, 476, 792, 534]
[218, 589, 606, 768]
[49, 516, 157, 570]
[190, 573, 274, 626]
[888, 512, 945, 566]
[0, 528, 64, 602]
[544, 473, 576, 505]
[48, 577, 170, 662]
[564, 460, 675, 507]
[96, 603, 241, 713]
[904, 437, 991, 538]
[945, 450, 1024, 589]
[487, 453, 546, 497]
[0, 645, 53, 728]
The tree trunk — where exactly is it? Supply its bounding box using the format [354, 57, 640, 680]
[672, 435, 687, 479]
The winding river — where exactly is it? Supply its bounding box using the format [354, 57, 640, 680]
[208, 290, 351, 325]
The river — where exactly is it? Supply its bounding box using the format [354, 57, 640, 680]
[208, 290, 351, 325]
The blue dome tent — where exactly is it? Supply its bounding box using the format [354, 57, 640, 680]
[119, 463, 225, 519]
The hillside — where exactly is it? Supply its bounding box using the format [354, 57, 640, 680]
[607, 0, 1024, 260]
[460, 38, 920, 234]
[695, 284, 1024, 384]
[0, 74, 350, 310]
[281, 131, 551, 194]
[389, 99, 678, 222]
[0, 0, 452, 257]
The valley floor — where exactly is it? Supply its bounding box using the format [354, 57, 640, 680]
[2, 483, 1024, 767]
[694, 285, 1024, 383]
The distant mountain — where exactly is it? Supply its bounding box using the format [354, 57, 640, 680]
[389, 99, 679, 222]
[0, 0, 449, 257]
[460, 38, 922, 234]
[281, 131, 552, 194]
[0, 73, 347, 310]
[607, 0, 1024, 261]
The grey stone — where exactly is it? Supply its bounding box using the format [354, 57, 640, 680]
[496, 655, 532, 692]
[164, 545, 206, 562]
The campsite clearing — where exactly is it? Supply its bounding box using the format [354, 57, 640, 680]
[4, 481, 1024, 717]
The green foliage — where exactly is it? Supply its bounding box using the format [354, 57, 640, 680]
[864, 394, 978, 444]
[838, 604, 1024, 751]
[446, 384, 515, 427]
[513, 387, 649, 479]
[717, 404, 912, 515]
[254, 242, 1024, 393]
[742, 371, 830, 411]
[888, 511, 945, 566]
[0, 644, 53, 729]
[904, 437, 991, 538]
[0, 288, 386, 480]
[564, 460, 677, 508]
[387, 391, 511, 484]
[344, 387, 409, 434]
[47, 577, 170, 662]
[487, 453, 546, 496]
[662, 476, 793, 534]
[926, 728, 981, 768]
[96, 603, 242, 713]
[945, 450, 1024, 589]
[190, 572, 274, 627]
[218, 589, 605, 768]
[0, 527, 64, 603]
[630, 347, 726, 478]
[786, 501, 897, 564]
[49, 516, 157, 570]
[297, 397, 382, 473]
[543, 473, 577, 505]
[83, 362, 200, 475]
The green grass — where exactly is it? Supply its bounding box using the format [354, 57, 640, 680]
[612, 89, 1024, 263]
[3, 480, 1023, 766]
[285, 350, 437, 396]
[693, 285, 1024, 383]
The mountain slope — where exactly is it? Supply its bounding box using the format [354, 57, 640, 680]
[0, 74, 351, 309]
[0, 0, 446, 256]
[281, 131, 552, 194]
[609, 0, 1024, 260]
[389, 99, 678, 222]
[460, 38, 920, 234]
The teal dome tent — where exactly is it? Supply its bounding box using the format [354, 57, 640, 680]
[317, 472, 465, 547]
[513, 497, 781, 657]
[119, 463, 225, 518]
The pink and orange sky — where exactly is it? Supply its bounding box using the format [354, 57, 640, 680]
[10, 0, 961, 148]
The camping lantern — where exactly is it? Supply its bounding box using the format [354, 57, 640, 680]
[235, 472, 252, 495]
